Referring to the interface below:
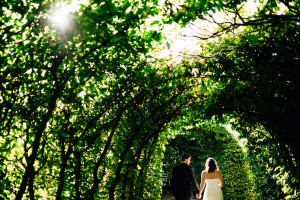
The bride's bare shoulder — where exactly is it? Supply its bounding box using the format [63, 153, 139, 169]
[215, 170, 222, 176]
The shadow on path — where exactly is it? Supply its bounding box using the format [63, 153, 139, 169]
[161, 189, 197, 200]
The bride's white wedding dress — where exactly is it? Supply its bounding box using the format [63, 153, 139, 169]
[203, 178, 223, 200]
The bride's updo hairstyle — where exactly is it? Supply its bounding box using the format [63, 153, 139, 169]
[205, 157, 219, 173]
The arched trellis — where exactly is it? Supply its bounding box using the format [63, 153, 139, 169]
[1, 0, 299, 199]
[162, 123, 255, 199]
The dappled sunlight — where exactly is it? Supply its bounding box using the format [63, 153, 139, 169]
[1, 0, 299, 199]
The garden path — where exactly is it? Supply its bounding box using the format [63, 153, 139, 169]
[161, 189, 198, 200]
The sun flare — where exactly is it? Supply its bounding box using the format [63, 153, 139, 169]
[49, 1, 83, 29]
[51, 7, 70, 28]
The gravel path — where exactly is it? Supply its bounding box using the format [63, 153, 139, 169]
[160, 189, 175, 200]
[161, 189, 198, 200]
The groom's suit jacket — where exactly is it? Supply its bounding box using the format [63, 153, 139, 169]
[171, 163, 199, 198]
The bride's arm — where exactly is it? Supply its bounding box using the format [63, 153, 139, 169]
[218, 171, 224, 187]
[198, 171, 206, 197]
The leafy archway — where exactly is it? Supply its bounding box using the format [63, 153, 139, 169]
[163, 121, 255, 199]
[1, 0, 299, 199]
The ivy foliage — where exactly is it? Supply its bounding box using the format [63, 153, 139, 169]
[0, 0, 191, 199]
[1, 0, 300, 199]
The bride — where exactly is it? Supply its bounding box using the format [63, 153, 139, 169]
[197, 158, 224, 200]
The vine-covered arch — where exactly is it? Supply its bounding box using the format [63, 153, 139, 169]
[162, 121, 255, 199]
[1, 0, 299, 199]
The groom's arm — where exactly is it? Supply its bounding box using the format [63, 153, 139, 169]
[190, 166, 200, 193]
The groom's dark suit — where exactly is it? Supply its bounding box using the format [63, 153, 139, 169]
[171, 163, 199, 200]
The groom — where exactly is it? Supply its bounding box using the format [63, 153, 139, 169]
[171, 153, 200, 200]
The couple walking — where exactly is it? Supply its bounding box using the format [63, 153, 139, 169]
[170, 153, 223, 200]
